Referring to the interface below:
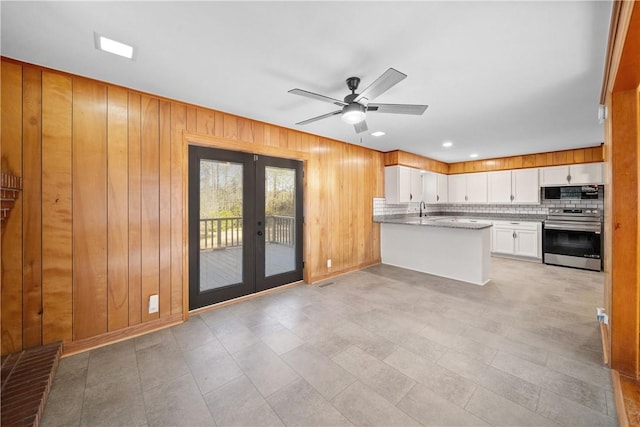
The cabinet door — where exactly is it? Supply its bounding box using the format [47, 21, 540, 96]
[436, 173, 448, 203]
[422, 172, 438, 203]
[539, 166, 569, 186]
[448, 174, 467, 203]
[466, 172, 488, 203]
[514, 229, 539, 258]
[569, 163, 603, 185]
[512, 168, 540, 204]
[492, 227, 515, 254]
[409, 168, 423, 202]
[488, 171, 512, 203]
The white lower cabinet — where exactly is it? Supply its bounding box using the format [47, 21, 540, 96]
[491, 221, 541, 259]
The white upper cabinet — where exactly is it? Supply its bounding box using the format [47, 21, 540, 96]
[448, 172, 487, 203]
[569, 163, 604, 185]
[488, 168, 539, 204]
[422, 172, 448, 204]
[385, 166, 423, 204]
[512, 168, 540, 203]
[539, 162, 603, 186]
[487, 171, 512, 204]
[466, 172, 488, 203]
[448, 174, 467, 203]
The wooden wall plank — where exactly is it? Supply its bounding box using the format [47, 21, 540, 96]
[238, 117, 253, 143]
[446, 145, 604, 174]
[186, 106, 197, 133]
[128, 93, 142, 326]
[223, 114, 237, 140]
[41, 71, 73, 346]
[170, 104, 186, 315]
[159, 101, 172, 317]
[1, 61, 24, 354]
[196, 108, 215, 135]
[214, 111, 224, 138]
[107, 86, 129, 331]
[72, 78, 108, 340]
[610, 88, 639, 377]
[22, 66, 43, 349]
[140, 96, 160, 322]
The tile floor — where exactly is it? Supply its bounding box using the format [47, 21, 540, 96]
[42, 258, 617, 426]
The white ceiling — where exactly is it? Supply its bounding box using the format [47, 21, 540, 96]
[1, 1, 611, 163]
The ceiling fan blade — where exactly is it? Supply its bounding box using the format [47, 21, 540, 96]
[367, 103, 428, 115]
[354, 68, 407, 103]
[354, 120, 368, 134]
[295, 110, 342, 125]
[289, 89, 347, 106]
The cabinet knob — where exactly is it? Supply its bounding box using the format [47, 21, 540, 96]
[465, 195, 468, 201]
[436, 195, 439, 202]
[513, 232, 516, 239]
[567, 174, 571, 183]
[410, 193, 413, 201]
[510, 195, 514, 201]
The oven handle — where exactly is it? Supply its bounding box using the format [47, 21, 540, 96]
[544, 222, 601, 233]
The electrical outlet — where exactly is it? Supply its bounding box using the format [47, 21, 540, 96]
[148, 294, 159, 314]
[327, 259, 332, 268]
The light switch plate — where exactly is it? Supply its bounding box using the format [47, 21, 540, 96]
[148, 294, 159, 314]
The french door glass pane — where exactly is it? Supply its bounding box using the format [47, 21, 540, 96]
[199, 159, 243, 291]
[264, 166, 296, 277]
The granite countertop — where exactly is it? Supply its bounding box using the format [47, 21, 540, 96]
[433, 212, 546, 222]
[376, 216, 492, 230]
[374, 212, 545, 230]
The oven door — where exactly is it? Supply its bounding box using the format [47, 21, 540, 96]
[543, 223, 602, 270]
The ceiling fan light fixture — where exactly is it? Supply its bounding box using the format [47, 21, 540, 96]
[342, 103, 366, 124]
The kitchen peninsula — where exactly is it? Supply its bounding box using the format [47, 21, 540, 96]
[377, 217, 492, 285]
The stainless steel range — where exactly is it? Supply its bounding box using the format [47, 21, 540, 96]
[543, 208, 603, 271]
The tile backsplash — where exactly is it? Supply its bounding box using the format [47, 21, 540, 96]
[373, 188, 604, 217]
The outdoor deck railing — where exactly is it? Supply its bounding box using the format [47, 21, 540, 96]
[200, 215, 295, 250]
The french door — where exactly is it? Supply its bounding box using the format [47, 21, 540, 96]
[188, 146, 303, 310]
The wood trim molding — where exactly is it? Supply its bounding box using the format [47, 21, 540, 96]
[601, 1, 624, 103]
[184, 132, 310, 161]
[189, 280, 303, 317]
[61, 313, 183, 357]
[602, 1, 638, 99]
[308, 259, 381, 284]
[383, 146, 604, 175]
[612, 370, 631, 427]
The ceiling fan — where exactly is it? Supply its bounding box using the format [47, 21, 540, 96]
[289, 68, 428, 134]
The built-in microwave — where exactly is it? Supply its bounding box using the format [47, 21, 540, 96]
[543, 185, 601, 200]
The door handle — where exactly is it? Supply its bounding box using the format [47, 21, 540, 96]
[257, 231, 263, 236]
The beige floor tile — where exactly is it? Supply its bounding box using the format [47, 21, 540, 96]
[331, 381, 420, 426]
[332, 345, 415, 404]
[281, 344, 356, 400]
[204, 375, 284, 426]
[398, 383, 490, 426]
[267, 378, 353, 426]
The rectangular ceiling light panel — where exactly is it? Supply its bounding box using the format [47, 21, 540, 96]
[94, 33, 134, 59]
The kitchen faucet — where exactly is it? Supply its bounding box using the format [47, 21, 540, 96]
[419, 201, 426, 217]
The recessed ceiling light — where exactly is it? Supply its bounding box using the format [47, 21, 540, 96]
[94, 33, 134, 59]
[470, 153, 479, 158]
[371, 131, 386, 137]
[442, 141, 453, 148]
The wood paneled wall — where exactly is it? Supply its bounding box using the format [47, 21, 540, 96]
[0, 59, 383, 355]
[447, 145, 604, 174]
[383, 146, 604, 176]
[383, 150, 449, 174]
[605, 1, 640, 379]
